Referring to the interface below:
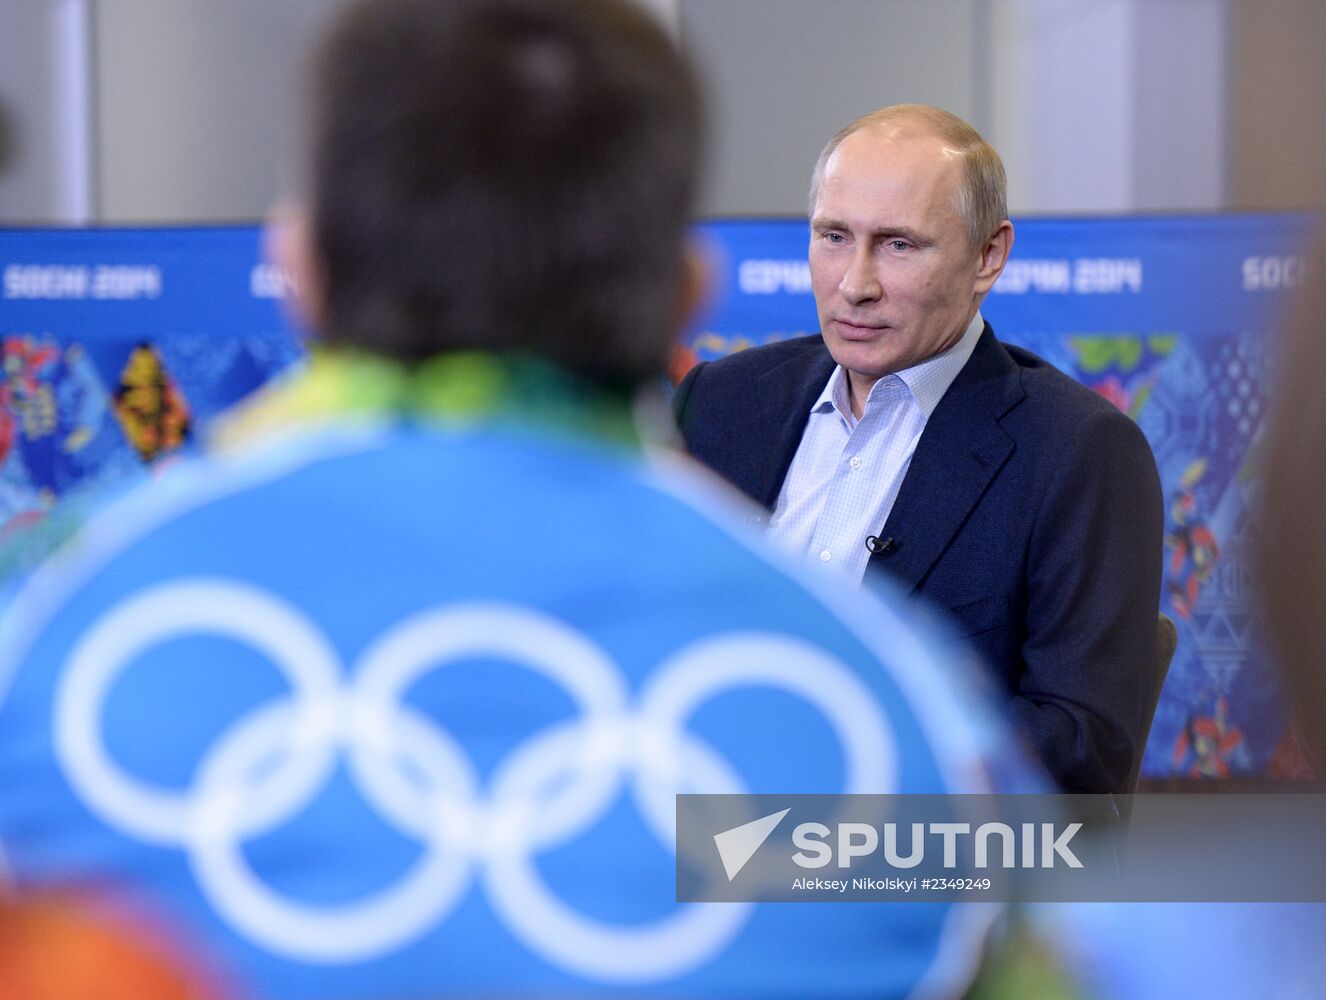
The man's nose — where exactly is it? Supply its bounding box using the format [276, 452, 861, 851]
[839, 249, 881, 304]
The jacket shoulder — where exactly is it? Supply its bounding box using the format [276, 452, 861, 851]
[674, 334, 828, 432]
[693, 334, 827, 381]
[998, 341, 1158, 492]
[1002, 341, 1135, 423]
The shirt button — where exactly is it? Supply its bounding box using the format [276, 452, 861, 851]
[849, 456, 863, 470]
[820, 550, 832, 562]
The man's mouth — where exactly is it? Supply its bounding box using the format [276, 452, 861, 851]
[831, 319, 887, 340]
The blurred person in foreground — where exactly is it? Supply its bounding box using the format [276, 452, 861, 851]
[0, 896, 222, 1000]
[1259, 233, 1326, 781]
[0, 1, 1013, 997]
[674, 105, 1164, 795]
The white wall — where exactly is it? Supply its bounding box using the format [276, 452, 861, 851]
[0, 0, 1246, 225]
[0, 0, 95, 222]
[989, 0, 1226, 215]
[94, 0, 338, 223]
[685, 0, 1229, 218]
[680, 0, 987, 217]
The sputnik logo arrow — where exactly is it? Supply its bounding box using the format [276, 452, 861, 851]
[713, 808, 791, 881]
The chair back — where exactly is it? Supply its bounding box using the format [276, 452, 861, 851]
[1123, 612, 1178, 794]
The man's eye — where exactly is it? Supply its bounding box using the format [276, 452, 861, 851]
[823, 232, 846, 244]
[889, 240, 912, 251]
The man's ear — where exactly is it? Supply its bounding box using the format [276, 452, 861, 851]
[974, 220, 1014, 295]
[264, 202, 327, 336]
[676, 237, 712, 333]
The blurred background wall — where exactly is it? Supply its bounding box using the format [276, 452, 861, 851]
[0, 0, 1319, 225]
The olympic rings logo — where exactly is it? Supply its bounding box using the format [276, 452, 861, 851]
[53, 578, 897, 981]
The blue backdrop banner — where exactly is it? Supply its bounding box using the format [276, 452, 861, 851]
[1, 215, 1318, 781]
[0, 227, 303, 527]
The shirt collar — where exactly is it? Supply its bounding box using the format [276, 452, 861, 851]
[811, 310, 986, 420]
[895, 310, 985, 418]
[210, 348, 642, 452]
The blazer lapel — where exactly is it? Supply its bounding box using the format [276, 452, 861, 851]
[873, 326, 1024, 593]
[753, 340, 836, 509]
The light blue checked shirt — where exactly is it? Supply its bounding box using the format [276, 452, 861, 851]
[768, 312, 985, 585]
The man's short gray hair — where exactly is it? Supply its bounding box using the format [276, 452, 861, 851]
[808, 104, 1007, 250]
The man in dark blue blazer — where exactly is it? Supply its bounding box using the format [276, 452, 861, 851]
[675, 105, 1163, 793]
